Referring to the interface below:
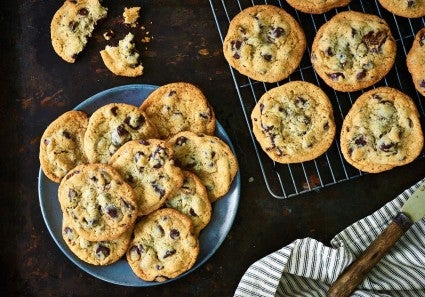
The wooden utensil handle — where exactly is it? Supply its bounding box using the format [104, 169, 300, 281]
[327, 212, 412, 297]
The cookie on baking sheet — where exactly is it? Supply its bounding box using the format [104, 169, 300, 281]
[251, 81, 336, 164]
[58, 163, 138, 241]
[39, 110, 89, 183]
[84, 103, 157, 164]
[377, 0, 425, 18]
[286, 0, 351, 14]
[126, 208, 199, 282]
[108, 139, 184, 216]
[165, 171, 212, 236]
[167, 131, 238, 202]
[222, 5, 306, 83]
[311, 11, 396, 92]
[51, 0, 108, 63]
[340, 87, 424, 173]
[140, 82, 216, 139]
[100, 33, 144, 77]
[407, 28, 425, 97]
[62, 214, 132, 265]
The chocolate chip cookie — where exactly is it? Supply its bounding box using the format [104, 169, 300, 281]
[340, 87, 424, 173]
[58, 163, 138, 241]
[140, 82, 216, 139]
[222, 5, 306, 83]
[311, 11, 396, 92]
[407, 28, 425, 97]
[251, 81, 336, 163]
[39, 110, 89, 183]
[51, 0, 108, 63]
[108, 139, 184, 216]
[84, 103, 157, 163]
[286, 0, 351, 14]
[126, 208, 199, 282]
[377, 0, 425, 18]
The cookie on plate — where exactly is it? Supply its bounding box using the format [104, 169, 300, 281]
[251, 81, 336, 163]
[39, 110, 89, 183]
[62, 214, 132, 265]
[286, 0, 351, 14]
[222, 5, 306, 83]
[140, 82, 216, 139]
[108, 139, 184, 216]
[377, 0, 425, 18]
[51, 0, 108, 63]
[100, 33, 144, 77]
[407, 28, 425, 97]
[167, 131, 238, 202]
[84, 103, 157, 163]
[165, 171, 212, 236]
[340, 87, 424, 173]
[58, 163, 138, 241]
[311, 11, 396, 92]
[126, 208, 199, 282]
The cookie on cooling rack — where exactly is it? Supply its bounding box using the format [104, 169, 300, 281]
[51, 0, 108, 63]
[407, 28, 425, 97]
[222, 5, 306, 83]
[251, 81, 336, 164]
[286, 0, 352, 14]
[311, 11, 396, 92]
[340, 87, 424, 173]
[377, 0, 425, 18]
[126, 208, 199, 282]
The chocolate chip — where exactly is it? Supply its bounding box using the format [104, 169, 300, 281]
[157, 225, 165, 237]
[134, 151, 145, 163]
[44, 138, 50, 145]
[125, 174, 135, 184]
[233, 53, 240, 59]
[62, 130, 71, 139]
[96, 245, 110, 258]
[354, 135, 367, 146]
[69, 21, 78, 32]
[328, 72, 345, 80]
[117, 124, 129, 137]
[156, 264, 164, 270]
[379, 142, 395, 152]
[199, 111, 210, 119]
[78, 8, 89, 16]
[68, 188, 77, 199]
[362, 30, 387, 53]
[170, 229, 180, 239]
[125, 115, 145, 129]
[189, 208, 198, 217]
[262, 53, 272, 61]
[323, 122, 329, 130]
[272, 27, 285, 38]
[325, 47, 334, 56]
[231, 40, 242, 51]
[129, 245, 141, 257]
[121, 198, 135, 210]
[175, 136, 188, 146]
[357, 70, 367, 80]
[64, 226, 73, 235]
[351, 27, 357, 38]
[163, 249, 176, 258]
[407, 0, 415, 7]
[420, 33, 425, 46]
[168, 90, 176, 97]
[110, 106, 118, 116]
[420, 80, 425, 88]
[106, 206, 118, 218]
[139, 139, 150, 146]
[90, 176, 98, 183]
[151, 182, 165, 198]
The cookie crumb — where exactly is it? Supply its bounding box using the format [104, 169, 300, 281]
[123, 7, 141, 28]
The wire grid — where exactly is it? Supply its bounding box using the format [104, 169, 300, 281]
[209, 0, 425, 199]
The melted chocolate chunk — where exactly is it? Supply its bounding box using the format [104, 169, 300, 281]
[362, 30, 387, 53]
[357, 70, 367, 80]
[106, 206, 118, 218]
[379, 142, 395, 152]
[354, 135, 367, 146]
[170, 229, 180, 239]
[78, 8, 89, 16]
[328, 72, 345, 80]
[125, 115, 145, 129]
[175, 136, 188, 146]
[96, 245, 110, 258]
[69, 21, 78, 32]
[111, 106, 119, 116]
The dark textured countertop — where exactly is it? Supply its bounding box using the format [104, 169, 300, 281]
[1, 0, 424, 296]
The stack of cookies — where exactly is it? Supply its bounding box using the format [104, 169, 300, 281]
[39, 82, 238, 282]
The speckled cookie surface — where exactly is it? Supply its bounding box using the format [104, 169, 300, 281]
[100, 33, 144, 77]
[39, 110, 89, 183]
[222, 5, 306, 83]
[62, 214, 132, 265]
[407, 28, 425, 97]
[165, 171, 212, 236]
[108, 139, 184, 216]
[51, 0, 108, 63]
[286, 0, 351, 14]
[377, 0, 425, 18]
[311, 11, 396, 92]
[84, 103, 157, 163]
[126, 208, 199, 282]
[140, 82, 216, 139]
[340, 87, 424, 173]
[251, 81, 336, 164]
[58, 163, 138, 241]
[167, 131, 238, 202]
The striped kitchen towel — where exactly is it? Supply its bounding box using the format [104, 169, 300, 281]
[234, 178, 425, 297]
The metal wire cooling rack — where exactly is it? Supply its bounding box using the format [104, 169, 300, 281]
[209, 0, 425, 199]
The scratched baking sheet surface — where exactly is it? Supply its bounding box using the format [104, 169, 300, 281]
[209, 0, 425, 198]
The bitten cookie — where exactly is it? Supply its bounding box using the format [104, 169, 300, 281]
[39, 110, 89, 183]
[108, 139, 184, 216]
[62, 214, 132, 265]
[222, 5, 306, 83]
[167, 131, 238, 202]
[165, 171, 212, 236]
[51, 0, 108, 63]
[126, 208, 199, 282]
[100, 33, 144, 77]
[340, 87, 424, 173]
[377, 0, 425, 18]
[58, 163, 138, 241]
[311, 11, 396, 92]
[84, 103, 157, 163]
[407, 28, 425, 97]
[286, 0, 351, 14]
[140, 82, 216, 139]
[251, 81, 336, 163]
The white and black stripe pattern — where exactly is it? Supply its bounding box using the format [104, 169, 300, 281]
[234, 178, 425, 297]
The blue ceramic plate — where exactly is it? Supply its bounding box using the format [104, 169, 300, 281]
[38, 84, 241, 286]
